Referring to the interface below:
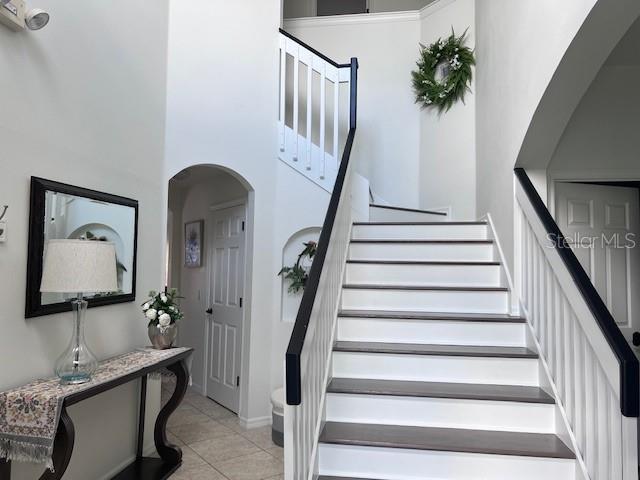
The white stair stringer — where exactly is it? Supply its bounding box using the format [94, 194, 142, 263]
[279, 124, 338, 192]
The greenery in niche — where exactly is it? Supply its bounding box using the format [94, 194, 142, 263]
[412, 28, 475, 113]
[278, 241, 318, 294]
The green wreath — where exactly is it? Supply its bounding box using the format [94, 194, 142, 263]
[412, 28, 475, 113]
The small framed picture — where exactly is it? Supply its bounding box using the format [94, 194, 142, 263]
[184, 220, 204, 268]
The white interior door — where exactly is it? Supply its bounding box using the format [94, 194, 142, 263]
[555, 182, 640, 343]
[205, 204, 245, 412]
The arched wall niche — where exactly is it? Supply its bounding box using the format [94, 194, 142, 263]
[280, 226, 322, 323]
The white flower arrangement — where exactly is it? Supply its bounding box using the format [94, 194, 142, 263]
[142, 289, 184, 333]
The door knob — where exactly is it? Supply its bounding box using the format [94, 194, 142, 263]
[206, 308, 213, 315]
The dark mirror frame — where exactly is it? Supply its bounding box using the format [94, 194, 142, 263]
[25, 177, 139, 318]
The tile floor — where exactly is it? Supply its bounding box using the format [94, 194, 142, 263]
[161, 377, 284, 480]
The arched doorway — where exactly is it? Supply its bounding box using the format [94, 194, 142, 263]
[167, 164, 254, 414]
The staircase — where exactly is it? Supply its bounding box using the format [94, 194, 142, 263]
[314, 206, 577, 480]
[281, 30, 637, 480]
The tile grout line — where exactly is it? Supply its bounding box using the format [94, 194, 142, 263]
[164, 385, 283, 479]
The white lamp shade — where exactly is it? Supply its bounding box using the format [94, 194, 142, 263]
[40, 240, 118, 294]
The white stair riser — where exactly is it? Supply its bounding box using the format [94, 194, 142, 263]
[332, 352, 539, 386]
[370, 207, 448, 222]
[341, 288, 510, 314]
[345, 263, 501, 287]
[325, 394, 555, 433]
[337, 317, 526, 347]
[349, 242, 495, 262]
[318, 444, 576, 480]
[352, 223, 488, 240]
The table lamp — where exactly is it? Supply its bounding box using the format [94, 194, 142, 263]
[40, 239, 118, 385]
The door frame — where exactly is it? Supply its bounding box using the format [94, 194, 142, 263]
[548, 170, 640, 215]
[202, 197, 249, 412]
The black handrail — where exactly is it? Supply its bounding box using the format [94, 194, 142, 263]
[279, 28, 352, 69]
[515, 167, 639, 417]
[286, 57, 358, 406]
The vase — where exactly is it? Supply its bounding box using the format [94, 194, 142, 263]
[148, 324, 178, 350]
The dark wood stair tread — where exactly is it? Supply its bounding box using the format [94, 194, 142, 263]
[369, 203, 447, 216]
[343, 284, 508, 292]
[319, 477, 382, 480]
[333, 341, 538, 358]
[347, 259, 500, 265]
[320, 422, 575, 459]
[327, 378, 555, 404]
[350, 239, 493, 244]
[354, 221, 486, 226]
[338, 310, 526, 323]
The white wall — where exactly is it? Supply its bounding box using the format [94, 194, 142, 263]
[419, 0, 476, 218]
[285, 0, 477, 216]
[548, 66, 640, 182]
[475, 0, 600, 270]
[0, 1, 169, 478]
[285, 12, 422, 207]
[165, 0, 331, 425]
[548, 16, 640, 184]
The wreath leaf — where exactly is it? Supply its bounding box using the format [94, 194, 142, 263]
[412, 27, 475, 113]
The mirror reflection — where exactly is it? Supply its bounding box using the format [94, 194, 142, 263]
[41, 191, 136, 305]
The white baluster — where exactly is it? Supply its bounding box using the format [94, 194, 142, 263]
[319, 63, 326, 180]
[292, 45, 299, 162]
[306, 57, 312, 172]
[333, 78, 339, 168]
[279, 37, 286, 154]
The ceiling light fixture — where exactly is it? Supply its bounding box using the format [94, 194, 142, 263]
[25, 7, 48, 30]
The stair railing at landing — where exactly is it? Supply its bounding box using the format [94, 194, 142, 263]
[514, 168, 639, 480]
[278, 29, 353, 192]
[282, 30, 358, 480]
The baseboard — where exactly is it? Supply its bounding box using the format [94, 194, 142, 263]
[189, 383, 203, 395]
[239, 415, 272, 429]
[100, 444, 157, 480]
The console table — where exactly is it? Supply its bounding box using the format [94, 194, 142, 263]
[0, 348, 193, 480]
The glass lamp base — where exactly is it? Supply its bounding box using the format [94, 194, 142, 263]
[55, 297, 98, 385]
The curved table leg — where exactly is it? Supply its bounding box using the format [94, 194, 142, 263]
[154, 360, 188, 465]
[40, 406, 75, 480]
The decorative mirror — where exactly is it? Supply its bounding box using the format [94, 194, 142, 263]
[26, 177, 138, 318]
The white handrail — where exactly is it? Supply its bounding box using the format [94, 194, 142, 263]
[278, 32, 351, 192]
[515, 176, 638, 480]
